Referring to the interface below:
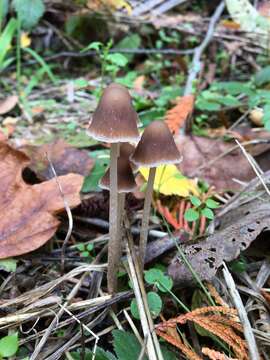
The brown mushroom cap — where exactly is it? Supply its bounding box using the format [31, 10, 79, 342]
[120, 143, 138, 172]
[130, 120, 181, 167]
[88, 83, 140, 143]
[99, 157, 137, 193]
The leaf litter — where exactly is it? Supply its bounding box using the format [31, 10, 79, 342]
[0, 141, 83, 258]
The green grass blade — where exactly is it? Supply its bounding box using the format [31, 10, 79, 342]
[22, 47, 57, 84]
[0, 18, 17, 70]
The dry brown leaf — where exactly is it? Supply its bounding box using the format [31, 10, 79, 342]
[202, 348, 238, 360]
[0, 96, 18, 115]
[175, 134, 255, 191]
[168, 198, 270, 285]
[21, 139, 94, 181]
[165, 95, 194, 134]
[0, 142, 83, 258]
[157, 306, 247, 360]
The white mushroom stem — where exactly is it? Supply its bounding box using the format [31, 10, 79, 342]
[107, 143, 120, 294]
[139, 166, 156, 267]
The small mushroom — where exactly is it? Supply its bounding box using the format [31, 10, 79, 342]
[88, 83, 139, 294]
[99, 157, 137, 265]
[119, 142, 138, 172]
[130, 120, 181, 267]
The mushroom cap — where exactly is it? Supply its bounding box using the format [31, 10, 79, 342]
[99, 157, 137, 193]
[130, 120, 181, 167]
[88, 83, 140, 143]
[120, 143, 138, 172]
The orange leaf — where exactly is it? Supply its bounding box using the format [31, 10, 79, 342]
[0, 142, 83, 258]
[165, 95, 194, 134]
[202, 348, 238, 360]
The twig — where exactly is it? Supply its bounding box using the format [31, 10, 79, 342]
[132, 0, 164, 16]
[30, 272, 88, 360]
[222, 263, 260, 360]
[58, 304, 99, 360]
[235, 139, 270, 198]
[46, 153, 73, 272]
[4, 48, 195, 71]
[74, 216, 167, 238]
[184, 1, 225, 96]
[153, 0, 188, 15]
[125, 216, 164, 360]
[191, 139, 270, 176]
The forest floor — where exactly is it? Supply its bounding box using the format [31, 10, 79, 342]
[0, 1, 270, 359]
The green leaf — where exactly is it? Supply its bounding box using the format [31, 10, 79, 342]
[80, 251, 89, 257]
[184, 208, 199, 222]
[205, 198, 219, 209]
[229, 258, 247, 273]
[190, 196, 201, 207]
[82, 156, 109, 193]
[218, 95, 242, 107]
[139, 109, 165, 126]
[86, 243, 94, 252]
[22, 47, 57, 84]
[131, 292, 162, 319]
[75, 243, 85, 252]
[262, 104, 270, 130]
[191, 290, 211, 337]
[0, 333, 19, 358]
[13, 0, 45, 29]
[116, 71, 137, 88]
[107, 53, 128, 67]
[116, 34, 141, 61]
[71, 348, 117, 360]
[144, 268, 173, 293]
[255, 66, 270, 86]
[201, 207, 214, 220]
[0, 18, 17, 70]
[113, 330, 147, 360]
[0, 0, 9, 25]
[81, 41, 103, 52]
[211, 81, 253, 96]
[196, 99, 221, 111]
[0, 259, 17, 272]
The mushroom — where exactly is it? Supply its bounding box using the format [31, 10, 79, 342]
[119, 142, 138, 172]
[88, 83, 139, 294]
[99, 157, 137, 273]
[130, 120, 181, 267]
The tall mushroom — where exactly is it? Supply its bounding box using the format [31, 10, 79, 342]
[99, 156, 137, 274]
[88, 83, 139, 293]
[130, 120, 181, 267]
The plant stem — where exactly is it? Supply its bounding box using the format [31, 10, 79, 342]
[107, 143, 119, 294]
[16, 17, 21, 95]
[139, 167, 156, 268]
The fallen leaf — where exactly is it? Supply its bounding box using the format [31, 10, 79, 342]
[225, 0, 270, 49]
[0, 96, 18, 115]
[221, 19, 241, 29]
[168, 197, 270, 285]
[139, 164, 199, 197]
[165, 95, 194, 134]
[21, 139, 94, 181]
[133, 75, 145, 93]
[0, 142, 83, 258]
[175, 134, 255, 191]
[202, 347, 238, 360]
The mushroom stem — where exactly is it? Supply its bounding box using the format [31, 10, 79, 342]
[139, 166, 156, 268]
[117, 192, 126, 245]
[107, 142, 120, 294]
